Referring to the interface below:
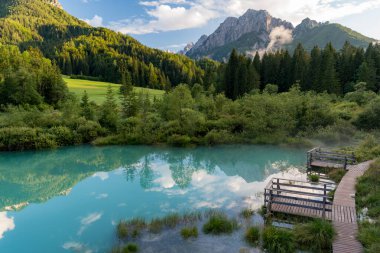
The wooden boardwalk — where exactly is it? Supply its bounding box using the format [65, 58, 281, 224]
[264, 160, 373, 253]
[307, 147, 356, 170]
[332, 161, 372, 253]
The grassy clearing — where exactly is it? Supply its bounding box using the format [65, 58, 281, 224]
[356, 159, 380, 252]
[63, 76, 165, 104]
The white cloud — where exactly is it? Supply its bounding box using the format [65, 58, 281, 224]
[82, 15, 103, 27]
[92, 172, 109, 181]
[77, 212, 102, 235]
[0, 212, 15, 239]
[63, 241, 93, 253]
[106, 0, 380, 35]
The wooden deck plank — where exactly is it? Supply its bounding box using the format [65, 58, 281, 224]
[332, 161, 373, 253]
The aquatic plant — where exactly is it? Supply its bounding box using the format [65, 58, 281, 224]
[263, 226, 295, 253]
[181, 226, 198, 239]
[162, 213, 181, 228]
[117, 221, 128, 239]
[308, 174, 320, 182]
[202, 213, 238, 235]
[244, 226, 260, 246]
[124, 243, 139, 253]
[182, 211, 203, 224]
[148, 218, 164, 234]
[294, 219, 335, 252]
[240, 208, 255, 219]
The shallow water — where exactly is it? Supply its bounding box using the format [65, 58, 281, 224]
[0, 145, 307, 253]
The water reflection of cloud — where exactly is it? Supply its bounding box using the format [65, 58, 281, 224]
[96, 193, 108, 199]
[92, 172, 109, 181]
[78, 212, 102, 235]
[0, 212, 15, 239]
[62, 241, 93, 253]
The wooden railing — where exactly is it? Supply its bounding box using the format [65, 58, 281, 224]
[307, 147, 356, 170]
[264, 178, 334, 219]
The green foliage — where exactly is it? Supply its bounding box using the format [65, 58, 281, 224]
[202, 213, 238, 235]
[308, 174, 320, 182]
[327, 169, 346, 183]
[354, 97, 380, 130]
[356, 160, 380, 252]
[117, 221, 128, 239]
[294, 219, 335, 252]
[0, 45, 67, 106]
[180, 226, 198, 239]
[262, 226, 295, 253]
[240, 208, 255, 219]
[244, 227, 260, 246]
[355, 135, 380, 162]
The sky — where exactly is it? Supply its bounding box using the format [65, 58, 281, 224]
[59, 0, 380, 52]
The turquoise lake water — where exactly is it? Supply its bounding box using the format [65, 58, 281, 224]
[0, 145, 307, 253]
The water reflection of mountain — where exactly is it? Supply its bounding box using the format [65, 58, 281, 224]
[0, 145, 306, 211]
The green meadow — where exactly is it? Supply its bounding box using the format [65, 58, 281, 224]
[63, 76, 165, 104]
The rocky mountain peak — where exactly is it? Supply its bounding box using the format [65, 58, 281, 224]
[186, 9, 293, 58]
[294, 18, 320, 36]
[46, 0, 63, 9]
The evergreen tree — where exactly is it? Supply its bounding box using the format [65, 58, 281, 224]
[99, 85, 118, 131]
[308, 46, 322, 91]
[80, 91, 94, 120]
[321, 43, 341, 94]
[291, 43, 309, 89]
[357, 61, 377, 91]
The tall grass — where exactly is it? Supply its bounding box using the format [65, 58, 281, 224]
[263, 226, 295, 253]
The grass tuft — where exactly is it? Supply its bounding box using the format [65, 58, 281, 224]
[244, 226, 260, 246]
[181, 226, 198, 239]
[202, 213, 238, 235]
[263, 226, 295, 253]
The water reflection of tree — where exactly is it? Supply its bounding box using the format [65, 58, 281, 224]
[0, 145, 306, 209]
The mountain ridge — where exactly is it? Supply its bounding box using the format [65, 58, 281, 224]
[186, 9, 376, 61]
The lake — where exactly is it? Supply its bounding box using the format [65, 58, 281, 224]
[0, 145, 307, 253]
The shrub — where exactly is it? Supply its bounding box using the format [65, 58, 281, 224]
[181, 226, 198, 239]
[167, 134, 191, 146]
[48, 126, 75, 145]
[294, 219, 335, 252]
[308, 174, 320, 182]
[77, 120, 104, 142]
[202, 213, 238, 235]
[245, 227, 260, 246]
[263, 226, 295, 253]
[124, 243, 138, 253]
[327, 169, 346, 183]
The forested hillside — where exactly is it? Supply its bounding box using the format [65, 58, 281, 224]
[0, 0, 204, 88]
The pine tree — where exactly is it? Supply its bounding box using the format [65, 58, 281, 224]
[308, 46, 322, 92]
[80, 90, 94, 120]
[321, 43, 341, 94]
[292, 43, 309, 89]
[357, 61, 377, 91]
[224, 49, 239, 99]
[99, 85, 118, 131]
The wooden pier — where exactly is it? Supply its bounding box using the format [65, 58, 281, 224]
[264, 178, 335, 219]
[307, 147, 356, 170]
[264, 160, 373, 253]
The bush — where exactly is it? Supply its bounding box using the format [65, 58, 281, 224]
[181, 226, 198, 239]
[263, 226, 295, 253]
[354, 97, 380, 130]
[202, 213, 238, 235]
[245, 227, 260, 246]
[167, 134, 192, 146]
[294, 219, 335, 252]
[48, 126, 75, 145]
[124, 243, 138, 253]
[77, 120, 103, 142]
[308, 174, 320, 182]
[327, 169, 346, 183]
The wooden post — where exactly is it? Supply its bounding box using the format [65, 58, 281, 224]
[344, 157, 347, 170]
[322, 184, 327, 219]
[268, 189, 273, 214]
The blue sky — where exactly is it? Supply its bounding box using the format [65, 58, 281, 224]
[59, 0, 380, 51]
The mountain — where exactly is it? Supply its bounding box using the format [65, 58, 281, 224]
[187, 9, 293, 61]
[0, 0, 204, 88]
[186, 9, 376, 61]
